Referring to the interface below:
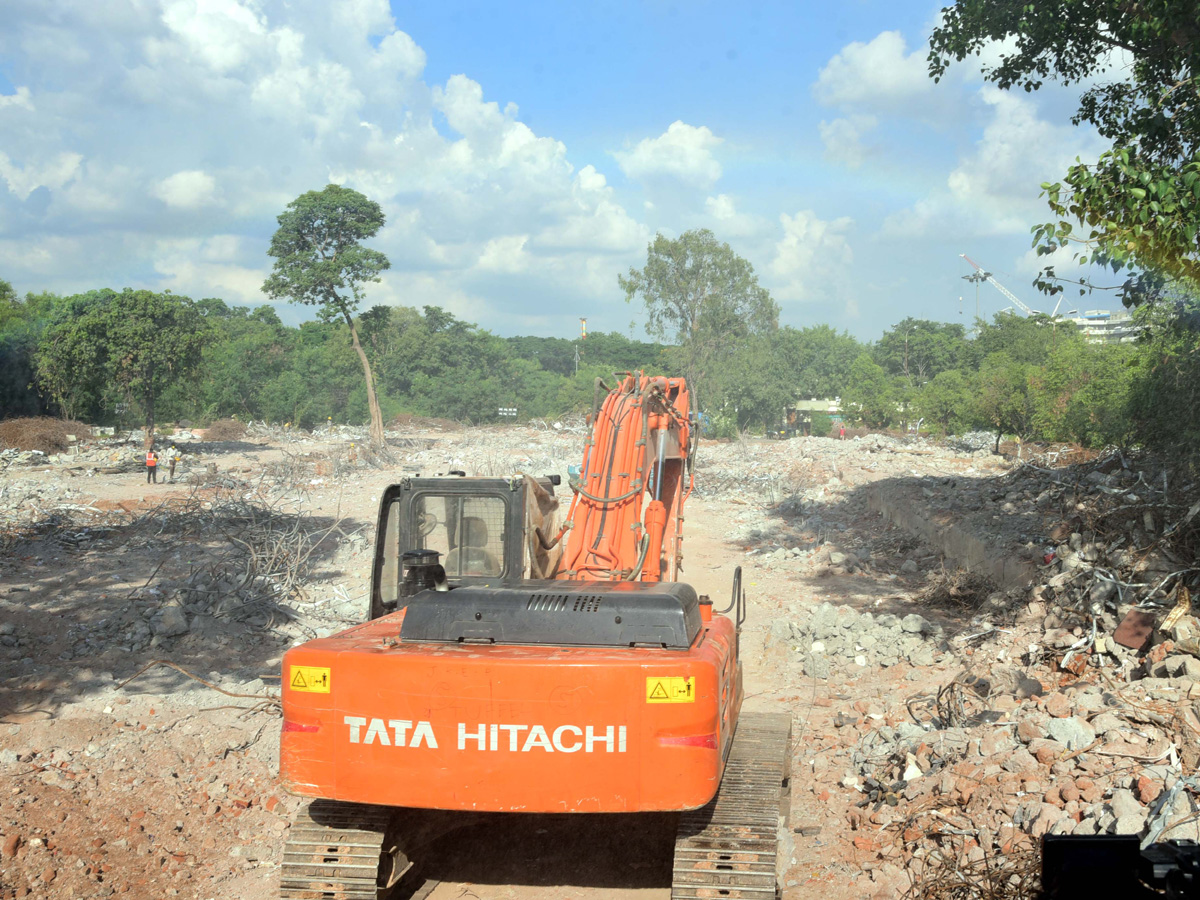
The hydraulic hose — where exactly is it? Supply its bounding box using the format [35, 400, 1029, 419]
[625, 533, 651, 581]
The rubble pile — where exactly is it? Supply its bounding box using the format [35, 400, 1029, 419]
[816, 452, 1200, 894]
[772, 603, 949, 677]
[837, 631, 1200, 878]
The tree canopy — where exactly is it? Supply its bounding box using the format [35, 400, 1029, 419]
[620, 229, 779, 389]
[874, 318, 968, 384]
[36, 289, 207, 443]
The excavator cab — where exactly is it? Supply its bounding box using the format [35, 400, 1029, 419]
[369, 475, 562, 620]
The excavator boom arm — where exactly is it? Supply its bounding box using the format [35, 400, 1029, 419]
[557, 373, 692, 582]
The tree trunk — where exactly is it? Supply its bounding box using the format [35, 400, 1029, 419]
[344, 311, 385, 449]
[144, 387, 155, 451]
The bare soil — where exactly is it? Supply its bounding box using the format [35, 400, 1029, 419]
[0, 427, 1025, 900]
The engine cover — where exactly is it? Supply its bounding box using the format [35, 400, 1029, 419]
[399, 580, 702, 649]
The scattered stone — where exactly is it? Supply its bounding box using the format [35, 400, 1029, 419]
[1045, 717, 1095, 751]
[1044, 691, 1072, 718]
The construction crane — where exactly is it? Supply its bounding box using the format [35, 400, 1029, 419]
[959, 254, 1041, 317]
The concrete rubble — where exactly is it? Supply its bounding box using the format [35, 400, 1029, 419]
[1, 422, 1199, 899]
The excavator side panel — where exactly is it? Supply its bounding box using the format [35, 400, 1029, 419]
[280, 610, 742, 813]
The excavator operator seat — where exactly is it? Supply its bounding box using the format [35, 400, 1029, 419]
[444, 515, 502, 577]
[370, 476, 558, 620]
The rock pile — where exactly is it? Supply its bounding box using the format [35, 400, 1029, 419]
[768, 603, 949, 678]
[842, 659, 1200, 866]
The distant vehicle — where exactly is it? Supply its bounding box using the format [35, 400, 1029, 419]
[769, 407, 809, 439]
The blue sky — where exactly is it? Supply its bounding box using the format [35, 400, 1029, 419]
[0, 1, 1117, 341]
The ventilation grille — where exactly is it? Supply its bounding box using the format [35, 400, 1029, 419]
[527, 593, 604, 613]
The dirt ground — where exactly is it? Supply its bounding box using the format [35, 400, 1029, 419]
[0, 424, 1171, 899]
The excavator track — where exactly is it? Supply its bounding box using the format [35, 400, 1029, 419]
[671, 711, 793, 900]
[280, 799, 411, 900]
[280, 800, 463, 900]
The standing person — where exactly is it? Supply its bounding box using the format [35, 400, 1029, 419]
[168, 445, 180, 482]
[838, 423, 846, 440]
[146, 448, 159, 483]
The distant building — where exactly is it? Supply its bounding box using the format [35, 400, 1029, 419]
[1065, 309, 1139, 344]
[794, 398, 840, 414]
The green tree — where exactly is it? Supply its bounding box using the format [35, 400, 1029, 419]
[875, 318, 968, 384]
[974, 352, 1034, 452]
[968, 312, 1080, 368]
[1030, 340, 1137, 446]
[773, 325, 864, 399]
[0, 279, 16, 330]
[0, 285, 59, 418]
[843, 353, 893, 428]
[619, 229, 779, 394]
[929, 2, 1200, 298]
[36, 289, 207, 444]
[706, 335, 791, 432]
[263, 184, 391, 448]
[915, 369, 974, 434]
[188, 304, 299, 423]
[1127, 296, 1200, 463]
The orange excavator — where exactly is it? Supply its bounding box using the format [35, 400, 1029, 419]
[277, 373, 792, 899]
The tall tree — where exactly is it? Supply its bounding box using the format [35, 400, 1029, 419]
[773, 324, 864, 399]
[929, 2, 1200, 299]
[263, 184, 390, 448]
[843, 353, 894, 428]
[0, 285, 59, 418]
[915, 369, 974, 434]
[619, 229, 779, 395]
[974, 352, 1034, 452]
[968, 312, 1080, 368]
[875, 318, 968, 384]
[36, 289, 207, 444]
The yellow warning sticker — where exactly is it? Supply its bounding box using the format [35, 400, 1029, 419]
[645, 676, 695, 703]
[289, 666, 331, 693]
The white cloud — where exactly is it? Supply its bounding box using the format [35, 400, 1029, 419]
[615, 121, 723, 189]
[0, 151, 83, 200]
[157, 0, 269, 74]
[153, 235, 266, 303]
[882, 87, 1106, 239]
[814, 31, 931, 111]
[703, 193, 765, 238]
[476, 234, 529, 273]
[0, 1, 651, 334]
[945, 88, 1103, 231]
[0, 86, 34, 111]
[154, 170, 218, 208]
[770, 210, 854, 304]
[818, 115, 877, 169]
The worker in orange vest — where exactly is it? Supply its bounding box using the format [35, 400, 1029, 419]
[146, 448, 159, 483]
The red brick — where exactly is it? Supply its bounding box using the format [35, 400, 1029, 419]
[1044, 692, 1072, 718]
[1137, 776, 1162, 805]
[1148, 640, 1175, 664]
